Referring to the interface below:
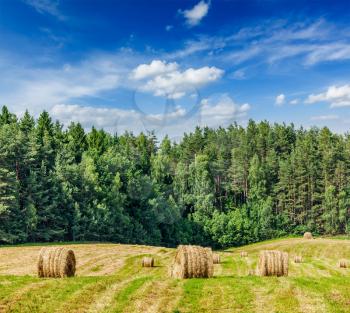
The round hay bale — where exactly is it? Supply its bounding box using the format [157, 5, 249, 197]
[212, 253, 220, 264]
[142, 257, 154, 267]
[339, 260, 347, 268]
[171, 245, 214, 279]
[257, 250, 288, 277]
[294, 255, 303, 263]
[282, 252, 289, 276]
[240, 251, 248, 257]
[37, 247, 76, 278]
[204, 247, 214, 278]
[303, 232, 313, 239]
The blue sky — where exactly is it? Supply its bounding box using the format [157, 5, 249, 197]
[1, 0, 350, 138]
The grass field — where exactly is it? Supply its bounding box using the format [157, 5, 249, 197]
[1, 238, 350, 312]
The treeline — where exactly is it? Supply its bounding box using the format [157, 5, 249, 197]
[0, 106, 349, 247]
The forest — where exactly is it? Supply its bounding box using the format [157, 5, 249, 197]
[0, 105, 349, 248]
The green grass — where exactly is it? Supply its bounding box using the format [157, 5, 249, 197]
[1, 237, 350, 312]
[105, 276, 153, 313]
[322, 235, 350, 240]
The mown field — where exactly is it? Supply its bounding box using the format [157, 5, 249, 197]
[0, 238, 350, 313]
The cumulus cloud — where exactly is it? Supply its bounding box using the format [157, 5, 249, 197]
[51, 104, 141, 133]
[0, 50, 238, 138]
[0, 51, 224, 131]
[132, 60, 223, 99]
[275, 94, 285, 106]
[181, 1, 210, 27]
[50, 94, 250, 139]
[306, 85, 350, 107]
[200, 95, 250, 125]
[131, 60, 178, 80]
[50, 103, 189, 135]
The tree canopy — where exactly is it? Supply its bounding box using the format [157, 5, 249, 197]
[0, 106, 349, 247]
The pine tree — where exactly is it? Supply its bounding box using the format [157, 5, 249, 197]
[0, 106, 17, 125]
[0, 124, 26, 242]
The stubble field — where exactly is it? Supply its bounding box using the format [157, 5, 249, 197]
[0, 238, 350, 313]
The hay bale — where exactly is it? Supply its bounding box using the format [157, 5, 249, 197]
[212, 253, 220, 264]
[282, 252, 289, 276]
[303, 232, 313, 239]
[37, 247, 76, 278]
[258, 250, 288, 277]
[294, 255, 302, 263]
[339, 260, 347, 268]
[240, 251, 248, 257]
[142, 257, 154, 267]
[171, 245, 214, 279]
[205, 247, 214, 278]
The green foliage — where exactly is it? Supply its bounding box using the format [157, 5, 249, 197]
[0, 106, 349, 247]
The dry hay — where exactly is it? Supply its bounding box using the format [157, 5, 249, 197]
[142, 257, 154, 267]
[0, 243, 166, 276]
[171, 245, 214, 279]
[38, 247, 76, 278]
[294, 255, 303, 263]
[339, 260, 348, 268]
[303, 232, 313, 239]
[204, 247, 214, 277]
[258, 250, 288, 277]
[212, 253, 220, 264]
[240, 251, 248, 257]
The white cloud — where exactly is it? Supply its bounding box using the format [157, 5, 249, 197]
[305, 43, 350, 65]
[306, 85, 350, 107]
[0, 51, 135, 116]
[181, 1, 210, 27]
[132, 60, 223, 99]
[0, 48, 237, 138]
[289, 99, 299, 105]
[310, 114, 339, 121]
[50, 103, 188, 136]
[275, 94, 285, 106]
[23, 0, 64, 20]
[166, 36, 228, 59]
[131, 60, 178, 80]
[50, 94, 250, 139]
[168, 19, 350, 68]
[51, 104, 141, 133]
[200, 95, 250, 125]
[228, 19, 350, 66]
[148, 106, 186, 121]
[228, 46, 263, 65]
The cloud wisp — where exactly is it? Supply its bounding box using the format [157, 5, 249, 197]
[23, 0, 65, 20]
[310, 114, 339, 121]
[0, 50, 137, 116]
[169, 19, 350, 68]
